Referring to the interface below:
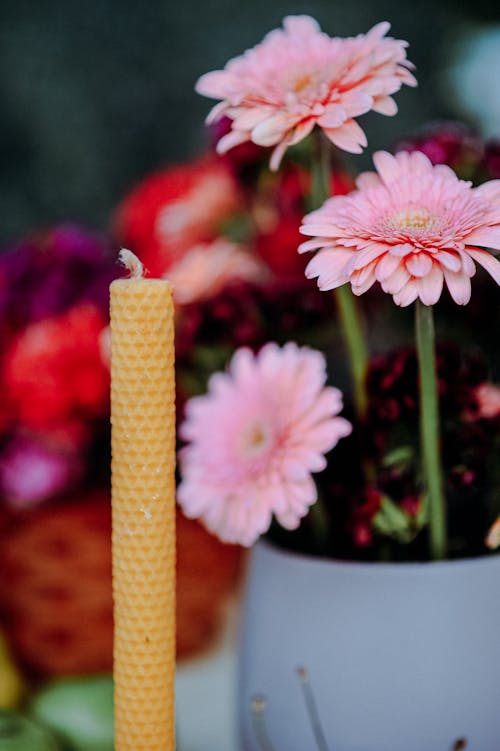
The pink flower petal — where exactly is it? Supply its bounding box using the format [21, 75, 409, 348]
[217, 129, 250, 154]
[474, 180, 500, 203]
[434, 250, 462, 272]
[340, 91, 374, 118]
[323, 120, 367, 154]
[289, 119, 316, 145]
[298, 237, 329, 254]
[380, 264, 410, 294]
[340, 56, 379, 87]
[169, 239, 265, 305]
[371, 96, 398, 115]
[393, 279, 419, 306]
[317, 105, 348, 128]
[417, 263, 444, 305]
[407, 150, 433, 173]
[351, 265, 377, 294]
[233, 107, 276, 130]
[276, 512, 302, 531]
[375, 251, 401, 280]
[466, 247, 500, 285]
[465, 226, 500, 250]
[356, 171, 382, 190]
[305, 248, 352, 289]
[399, 69, 418, 86]
[457, 249, 477, 277]
[269, 134, 294, 171]
[300, 220, 348, 238]
[345, 243, 388, 272]
[252, 113, 294, 146]
[443, 269, 472, 305]
[282, 14, 321, 35]
[195, 70, 232, 97]
[205, 100, 229, 125]
[389, 243, 414, 257]
[352, 259, 377, 286]
[372, 151, 401, 184]
[293, 387, 345, 429]
[366, 21, 391, 39]
[405, 253, 433, 277]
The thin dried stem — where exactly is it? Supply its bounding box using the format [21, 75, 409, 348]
[251, 695, 277, 751]
[296, 666, 330, 751]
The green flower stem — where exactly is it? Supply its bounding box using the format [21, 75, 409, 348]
[311, 130, 369, 420]
[334, 285, 369, 418]
[310, 131, 330, 209]
[309, 493, 329, 554]
[415, 301, 447, 560]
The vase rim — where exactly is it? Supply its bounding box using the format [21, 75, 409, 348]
[256, 538, 500, 572]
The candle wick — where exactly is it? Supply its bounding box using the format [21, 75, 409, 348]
[118, 248, 145, 279]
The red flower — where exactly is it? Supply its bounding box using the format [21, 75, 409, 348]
[114, 156, 243, 276]
[4, 304, 110, 433]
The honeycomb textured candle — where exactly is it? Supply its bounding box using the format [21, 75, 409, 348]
[110, 277, 175, 751]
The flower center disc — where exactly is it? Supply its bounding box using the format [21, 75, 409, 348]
[292, 74, 313, 94]
[391, 207, 433, 230]
[241, 420, 270, 457]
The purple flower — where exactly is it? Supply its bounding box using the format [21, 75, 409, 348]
[0, 225, 116, 333]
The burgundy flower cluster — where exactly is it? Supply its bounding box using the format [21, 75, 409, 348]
[361, 344, 500, 557]
[396, 120, 500, 183]
[278, 343, 500, 560]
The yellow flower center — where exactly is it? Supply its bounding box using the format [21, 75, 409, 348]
[391, 207, 433, 230]
[241, 420, 271, 457]
[292, 74, 313, 93]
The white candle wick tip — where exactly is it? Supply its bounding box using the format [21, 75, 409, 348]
[118, 248, 144, 279]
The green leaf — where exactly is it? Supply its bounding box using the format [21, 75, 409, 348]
[381, 445, 415, 469]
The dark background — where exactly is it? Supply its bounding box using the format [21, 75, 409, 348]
[1, 0, 499, 246]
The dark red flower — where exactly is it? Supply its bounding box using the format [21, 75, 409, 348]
[350, 488, 383, 548]
[395, 122, 484, 180]
[483, 140, 500, 179]
[208, 116, 267, 172]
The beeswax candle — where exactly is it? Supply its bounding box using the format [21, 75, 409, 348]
[110, 250, 175, 751]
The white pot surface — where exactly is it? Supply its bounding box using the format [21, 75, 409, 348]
[238, 541, 500, 751]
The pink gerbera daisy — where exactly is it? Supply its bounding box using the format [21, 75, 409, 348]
[196, 16, 416, 170]
[177, 342, 352, 546]
[299, 150, 500, 305]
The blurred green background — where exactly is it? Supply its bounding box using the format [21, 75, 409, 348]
[1, 0, 500, 245]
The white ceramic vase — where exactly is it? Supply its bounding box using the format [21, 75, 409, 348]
[238, 540, 500, 751]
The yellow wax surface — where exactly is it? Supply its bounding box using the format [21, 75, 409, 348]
[110, 278, 175, 751]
